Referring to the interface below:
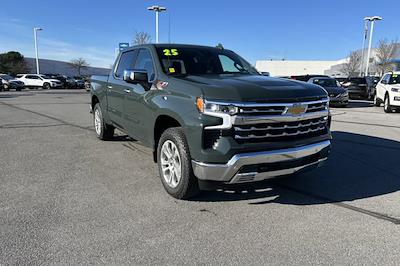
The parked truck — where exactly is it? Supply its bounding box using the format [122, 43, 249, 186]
[90, 44, 332, 199]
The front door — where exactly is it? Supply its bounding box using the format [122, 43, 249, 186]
[123, 48, 156, 145]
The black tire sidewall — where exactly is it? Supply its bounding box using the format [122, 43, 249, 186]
[384, 95, 392, 113]
[43, 83, 50, 90]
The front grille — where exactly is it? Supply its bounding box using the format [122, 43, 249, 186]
[239, 106, 285, 116]
[234, 117, 328, 143]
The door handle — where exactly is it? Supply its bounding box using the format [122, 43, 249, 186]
[124, 89, 130, 93]
[107, 85, 113, 89]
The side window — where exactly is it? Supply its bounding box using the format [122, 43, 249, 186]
[382, 74, 390, 83]
[26, 75, 36, 79]
[218, 55, 238, 72]
[134, 49, 155, 81]
[115, 50, 138, 78]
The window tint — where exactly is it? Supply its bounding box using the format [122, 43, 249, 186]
[383, 74, 391, 83]
[26, 75, 39, 79]
[218, 55, 241, 73]
[134, 49, 155, 81]
[115, 50, 138, 78]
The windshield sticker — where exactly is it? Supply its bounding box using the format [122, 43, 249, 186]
[163, 49, 179, 56]
[393, 74, 398, 78]
[168, 67, 176, 73]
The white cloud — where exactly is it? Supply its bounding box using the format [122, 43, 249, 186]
[0, 18, 114, 68]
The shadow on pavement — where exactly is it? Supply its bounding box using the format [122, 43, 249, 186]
[343, 100, 374, 108]
[193, 131, 400, 206]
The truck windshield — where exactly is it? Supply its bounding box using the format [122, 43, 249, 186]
[156, 46, 259, 76]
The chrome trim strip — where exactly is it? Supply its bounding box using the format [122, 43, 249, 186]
[228, 158, 327, 184]
[205, 98, 329, 108]
[233, 110, 329, 125]
[191, 140, 331, 182]
[234, 126, 326, 139]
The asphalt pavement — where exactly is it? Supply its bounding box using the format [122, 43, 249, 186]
[1, 89, 400, 265]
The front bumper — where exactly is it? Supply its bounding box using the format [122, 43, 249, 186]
[192, 140, 331, 184]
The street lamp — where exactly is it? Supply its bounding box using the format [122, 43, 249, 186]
[364, 16, 382, 76]
[359, 20, 368, 76]
[33, 27, 43, 74]
[147, 5, 167, 43]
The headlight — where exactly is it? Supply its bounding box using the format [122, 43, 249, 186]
[391, 88, 399, 92]
[196, 98, 238, 115]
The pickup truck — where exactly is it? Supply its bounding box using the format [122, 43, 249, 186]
[90, 44, 332, 199]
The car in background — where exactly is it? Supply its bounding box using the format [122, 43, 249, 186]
[374, 72, 400, 113]
[290, 74, 330, 82]
[308, 77, 349, 107]
[341, 77, 374, 100]
[0, 74, 25, 91]
[334, 77, 347, 85]
[73, 77, 85, 89]
[16, 74, 62, 89]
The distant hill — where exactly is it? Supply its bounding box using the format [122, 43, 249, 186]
[24, 57, 110, 76]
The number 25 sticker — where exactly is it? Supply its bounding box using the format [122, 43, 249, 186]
[163, 49, 179, 56]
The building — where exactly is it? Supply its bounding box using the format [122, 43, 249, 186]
[256, 45, 400, 77]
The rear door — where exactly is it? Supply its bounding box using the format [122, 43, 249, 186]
[25, 75, 41, 86]
[123, 48, 156, 144]
[107, 49, 138, 129]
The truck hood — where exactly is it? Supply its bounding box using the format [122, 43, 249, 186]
[176, 75, 327, 102]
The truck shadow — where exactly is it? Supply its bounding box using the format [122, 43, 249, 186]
[192, 131, 400, 205]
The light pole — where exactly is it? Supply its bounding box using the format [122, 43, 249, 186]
[147, 5, 167, 43]
[359, 20, 368, 76]
[364, 16, 382, 76]
[33, 27, 42, 74]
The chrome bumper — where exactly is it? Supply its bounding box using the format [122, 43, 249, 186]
[192, 140, 331, 184]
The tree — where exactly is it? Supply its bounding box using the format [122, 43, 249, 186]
[69, 58, 89, 76]
[340, 51, 362, 77]
[0, 51, 28, 76]
[375, 39, 398, 75]
[133, 31, 152, 45]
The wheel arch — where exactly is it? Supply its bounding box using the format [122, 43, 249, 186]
[153, 114, 182, 162]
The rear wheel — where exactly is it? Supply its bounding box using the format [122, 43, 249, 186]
[157, 127, 199, 199]
[93, 103, 114, 140]
[384, 94, 393, 113]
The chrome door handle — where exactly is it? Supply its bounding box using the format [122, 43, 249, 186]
[124, 89, 130, 93]
[107, 85, 113, 89]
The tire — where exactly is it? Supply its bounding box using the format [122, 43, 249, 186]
[373, 95, 381, 107]
[43, 83, 51, 90]
[384, 94, 393, 113]
[3, 84, 9, 91]
[157, 127, 199, 199]
[93, 103, 114, 140]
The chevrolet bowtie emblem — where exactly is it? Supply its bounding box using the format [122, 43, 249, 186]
[285, 104, 307, 116]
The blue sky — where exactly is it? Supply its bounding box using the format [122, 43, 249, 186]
[0, 0, 398, 68]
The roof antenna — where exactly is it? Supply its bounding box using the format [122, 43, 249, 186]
[216, 43, 224, 49]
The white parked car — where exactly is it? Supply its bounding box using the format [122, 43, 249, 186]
[374, 71, 400, 113]
[16, 74, 62, 89]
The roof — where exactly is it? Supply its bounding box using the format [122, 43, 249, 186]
[128, 43, 224, 50]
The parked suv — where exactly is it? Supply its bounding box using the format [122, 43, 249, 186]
[90, 44, 332, 199]
[0, 74, 25, 91]
[341, 77, 374, 100]
[16, 74, 62, 89]
[374, 72, 400, 113]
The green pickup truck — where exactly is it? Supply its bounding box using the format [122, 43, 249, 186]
[90, 44, 331, 199]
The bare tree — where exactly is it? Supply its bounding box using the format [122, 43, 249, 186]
[69, 58, 90, 76]
[133, 31, 152, 45]
[340, 51, 362, 77]
[375, 39, 398, 75]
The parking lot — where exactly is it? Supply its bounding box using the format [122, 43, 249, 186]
[1, 89, 400, 265]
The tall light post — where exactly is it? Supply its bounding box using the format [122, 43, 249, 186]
[364, 16, 382, 76]
[359, 20, 368, 76]
[147, 5, 167, 43]
[33, 27, 43, 74]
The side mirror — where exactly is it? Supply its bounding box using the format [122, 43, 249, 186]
[381, 80, 387, 84]
[123, 69, 148, 84]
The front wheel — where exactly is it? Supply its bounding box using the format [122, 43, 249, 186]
[93, 103, 114, 140]
[43, 83, 51, 90]
[157, 127, 199, 199]
[384, 94, 393, 113]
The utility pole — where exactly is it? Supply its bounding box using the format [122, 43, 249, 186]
[147, 5, 167, 43]
[359, 20, 368, 76]
[33, 27, 43, 74]
[364, 16, 382, 76]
